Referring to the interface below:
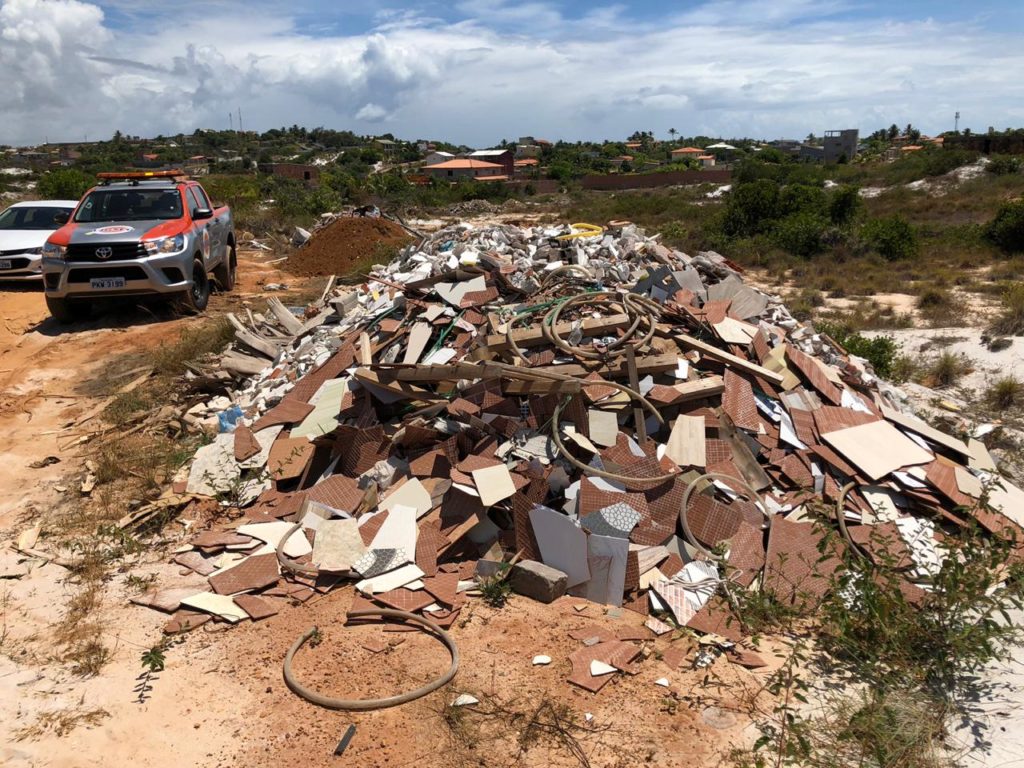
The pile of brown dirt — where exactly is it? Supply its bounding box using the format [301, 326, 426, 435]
[285, 216, 413, 277]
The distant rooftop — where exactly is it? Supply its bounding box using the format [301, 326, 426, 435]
[428, 159, 504, 170]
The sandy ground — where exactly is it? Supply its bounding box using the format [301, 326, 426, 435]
[0, 251, 298, 767]
[867, 326, 1024, 396]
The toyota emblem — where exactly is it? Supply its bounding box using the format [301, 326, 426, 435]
[96, 246, 113, 260]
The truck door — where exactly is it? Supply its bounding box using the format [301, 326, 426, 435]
[195, 185, 226, 264]
[187, 186, 221, 267]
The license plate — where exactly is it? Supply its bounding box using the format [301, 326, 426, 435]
[90, 277, 126, 289]
[0, 259, 11, 270]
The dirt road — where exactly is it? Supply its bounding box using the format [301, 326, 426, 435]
[0, 252, 303, 767]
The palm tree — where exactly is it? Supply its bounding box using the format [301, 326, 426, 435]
[668, 128, 678, 143]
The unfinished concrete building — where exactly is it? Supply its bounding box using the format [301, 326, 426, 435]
[824, 129, 859, 164]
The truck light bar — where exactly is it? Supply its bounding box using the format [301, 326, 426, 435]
[96, 169, 189, 184]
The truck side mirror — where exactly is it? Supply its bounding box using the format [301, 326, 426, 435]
[193, 207, 213, 220]
[53, 211, 70, 225]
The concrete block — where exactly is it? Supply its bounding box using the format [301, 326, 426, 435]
[510, 560, 568, 604]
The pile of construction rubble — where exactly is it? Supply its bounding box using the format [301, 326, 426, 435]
[136, 221, 1024, 692]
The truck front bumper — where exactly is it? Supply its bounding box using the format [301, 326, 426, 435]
[42, 252, 193, 299]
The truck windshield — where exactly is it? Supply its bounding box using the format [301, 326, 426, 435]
[74, 189, 183, 223]
[0, 206, 73, 230]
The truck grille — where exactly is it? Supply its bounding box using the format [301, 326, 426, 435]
[68, 266, 148, 283]
[66, 242, 147, 262]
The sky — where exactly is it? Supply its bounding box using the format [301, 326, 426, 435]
[2, 0, 1024, 147]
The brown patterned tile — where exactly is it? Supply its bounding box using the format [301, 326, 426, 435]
[233, 594, 282, 620]
[373, 588, 436, 613]
[305, 475, 365, 512]
[208, 553, 280, 596]
[813, 405, 878, 435]
[763, 517, 843, 607]
[234, 425, 262, 462]
[722, 370, 759, 432]
[786, 347, 842, 405]
[252, 399, 315, 432]
[686, 596, 743, 642]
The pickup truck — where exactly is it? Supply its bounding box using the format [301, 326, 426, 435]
[42, 170, 236, 322]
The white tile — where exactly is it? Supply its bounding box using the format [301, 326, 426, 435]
[237, 520, 312, 558]
[472, 464, 516, 506]
[312, 519, 366, 572]
[529, 505, 590, 588]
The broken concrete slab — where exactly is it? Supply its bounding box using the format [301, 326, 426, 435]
[510, 560, 568, 603]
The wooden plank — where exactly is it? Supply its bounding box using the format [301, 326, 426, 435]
[266, 297, 305, 335]
[235, 328, 280, 359]
[353, 368, 445, 402]
[484, 313, 631, 352]
[665, 414, 706, 468]
[625, 345, 646, 443]
[502, 379, 582, 396]
[676, 333, 785, 385]
[718, 414, 772, 491]
[297, 309, 333, 336]
[359, 332, 373, 366]
[533, 353, 680, 380]
[669, 376, 725, 403]
[319, 275, 336, 305]
[221, 351, 271, 376]
[226, 312, 247, 332]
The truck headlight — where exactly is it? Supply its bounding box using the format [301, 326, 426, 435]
[42, 242, 65, 259]
[144, 234, 186, 255]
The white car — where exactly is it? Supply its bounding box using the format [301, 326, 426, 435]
[0, 200, 79, 280]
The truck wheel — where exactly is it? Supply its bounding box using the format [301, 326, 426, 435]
[177, 260, 211, 313]
[213, 241, 236, 291]
[46, 296, 90, 324]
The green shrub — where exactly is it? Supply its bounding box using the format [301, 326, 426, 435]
[986, 200, 1024, 253]
[721, 179, 780, 237]
[862, 215, 919, 261]
[658, 220, 688, 246]
[817, 321, 900, 378]
[777, 184, 827, 218]
[37, 168, 91, 200]
[986, 155, 1022, 176]
[772, 212, 827, 258]
[827, 184, 862, 226]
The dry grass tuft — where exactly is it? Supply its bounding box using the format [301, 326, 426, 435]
[986, 376, 1024, 411]
[15, 707, 110, 741]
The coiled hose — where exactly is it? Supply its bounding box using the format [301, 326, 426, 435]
[506, 290, 662, 365]
[283, 609, 459, 710]
[544, 291, 662, 361]
[679, 471, 768, 561]
[834, 481, 920, 579]
[549, 379, 674, 487]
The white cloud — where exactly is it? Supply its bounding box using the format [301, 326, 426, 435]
[355, 102, 388, 121]
[1, 0, 1023, 146]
